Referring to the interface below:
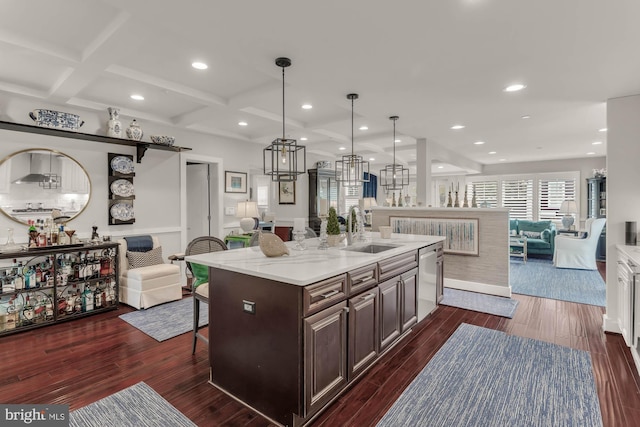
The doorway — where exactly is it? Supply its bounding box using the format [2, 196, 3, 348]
[180, 153, 224, 254]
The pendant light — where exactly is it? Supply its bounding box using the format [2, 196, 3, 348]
[335, 93, 369, 187]
[263, 57, 306, 182]
[379, 116, 409, 191]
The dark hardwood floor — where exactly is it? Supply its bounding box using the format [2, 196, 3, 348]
[2, 261, 639, 426]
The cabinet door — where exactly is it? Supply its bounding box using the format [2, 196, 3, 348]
[348, 287, 379, 380]
[378, 277, 400, 352]
[400, 268, 417, 333]
[303, 301, 348, 417]
[436, 249, 444, 304]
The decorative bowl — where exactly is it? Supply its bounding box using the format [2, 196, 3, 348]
[150, 135, 175, 146]
[29, 109, 84, 131]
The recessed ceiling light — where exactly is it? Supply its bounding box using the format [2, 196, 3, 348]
[191, 62, 208, 70]
[300, 137, 308, 141]
[488, 151, 497, 154]
[339, 146, 346, 150]
[369, 157, 375, 161]
[395, 139, 401, 143]
[301, 104, 313, 110]
[499, 158, 507, 162]
[586, 152, 596, 155]
[504, 84, 526, 92]
[130, 94, 144, 101]
[359, 125, 368, 131]
[450, 125, 465, 130]
[238, 121, 248, 126]
[437, 165, 444, 169]
[474, 141, 485, 145]
[521, 115, 531, 119]
[592, 141, 602, 145]
[599, 128, 607, 132]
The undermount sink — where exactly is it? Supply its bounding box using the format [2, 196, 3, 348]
[341, 243, 399, 254]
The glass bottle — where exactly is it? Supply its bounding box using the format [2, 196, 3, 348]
[5, 227, 15, 247]
[22, 295, 34, 325]
[6, 299, 17, 329]
[82, 285, 94, 312]
[14, 261, 24, 291]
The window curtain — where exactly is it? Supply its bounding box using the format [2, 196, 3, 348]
[363, 172, 377, 199]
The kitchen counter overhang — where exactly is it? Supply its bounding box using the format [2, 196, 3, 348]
[185, 232, 444, 286]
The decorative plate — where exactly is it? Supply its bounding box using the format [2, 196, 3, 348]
[110, 179, 134, 197]
[110, 156, 134, 174]
[110, 202, 134, 221]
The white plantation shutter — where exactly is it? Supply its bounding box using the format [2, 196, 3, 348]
[466, 181, 498, 208]
[502, 179, 533, 219]
[538, 178, 576, 222]
[344, 185, 361, 213]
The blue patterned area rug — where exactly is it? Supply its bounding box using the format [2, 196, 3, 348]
[377, 323, 602, 427]
[511, 258, 606, 306]
[70, 382, 196, 427]
[441, 288, 519, 318]
[119, 298, 208, 342]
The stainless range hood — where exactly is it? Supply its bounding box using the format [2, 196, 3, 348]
[13, 153, 60, 186]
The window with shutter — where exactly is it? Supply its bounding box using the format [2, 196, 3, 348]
[502, 179, 533, 220]
[466, 181, 498, 208]
[538, 178, 576, 222]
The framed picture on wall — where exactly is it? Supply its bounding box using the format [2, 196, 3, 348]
[279, 181, 295, 204]
[225, 171, 247, 193]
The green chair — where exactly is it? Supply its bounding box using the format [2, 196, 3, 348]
[185, 236, 227, 354]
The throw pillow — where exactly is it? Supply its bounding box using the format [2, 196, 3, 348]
[523, 231, 541, 239]
[127, 246, 164, 269]
[541, 229, 550, 241]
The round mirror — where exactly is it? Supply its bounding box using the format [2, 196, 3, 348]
[0, 148, 91, 225]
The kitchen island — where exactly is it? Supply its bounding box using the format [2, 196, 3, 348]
[186, 232, 444, 427]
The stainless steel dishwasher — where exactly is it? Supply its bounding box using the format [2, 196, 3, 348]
[418, 245, 438, 322]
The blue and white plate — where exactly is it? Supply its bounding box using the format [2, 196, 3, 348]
[110, 156, 134, 174]
[29, 109, 84, 130]
[110, 202, 134, 221]
[110, 179, 134, 197]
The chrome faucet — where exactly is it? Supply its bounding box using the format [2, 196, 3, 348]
[347, 205, 365, 245]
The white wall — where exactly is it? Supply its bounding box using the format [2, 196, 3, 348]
[605, 93, 640, 332]
[0, 95, 320, 256]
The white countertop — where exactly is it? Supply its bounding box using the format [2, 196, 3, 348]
[186, 232, 444, 286]
[617, 244, 640, 269]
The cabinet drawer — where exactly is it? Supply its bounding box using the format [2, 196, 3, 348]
[347, 263, 378, 296]
[378, 250, 418, 282]
[304, 274, 347, 316]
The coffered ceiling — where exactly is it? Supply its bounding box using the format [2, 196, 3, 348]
[1, 0, 638, 174]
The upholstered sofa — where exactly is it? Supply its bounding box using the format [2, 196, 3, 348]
[118, 235, 182, 309]
[509, 219, 557, 257]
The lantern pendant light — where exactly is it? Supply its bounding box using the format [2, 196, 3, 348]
[335, 93, 369, 187]
[379, 116, 409, 191]
[263, 57, 306, 182]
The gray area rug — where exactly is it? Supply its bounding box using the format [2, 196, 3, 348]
[70, 382, 196, 427]
[511, 258, 606, 306]
[119, 298, 208, 342]
[440, 288, 519, 318]
[377, 323, 603, 427]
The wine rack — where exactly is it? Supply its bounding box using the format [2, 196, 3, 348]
[0, 242, 119, 336]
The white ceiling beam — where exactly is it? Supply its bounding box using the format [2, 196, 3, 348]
[0, 30, 79, 63]
[240, 106, 306, 129]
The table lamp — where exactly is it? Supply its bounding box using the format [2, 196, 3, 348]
[236, 201, 259, 233]
[559, 200, 578, 230]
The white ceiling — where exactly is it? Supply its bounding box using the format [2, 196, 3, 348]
[1, 0, 637, 174]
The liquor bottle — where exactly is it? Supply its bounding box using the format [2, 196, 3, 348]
[6, 299, 17, 330]
[94, 283, 103, 309]
[44, 296, 53, 321]
[25, 265, 36, 290]
[35, 263, 42, 285]
[14, 261, 24, 291]
[22, 295, 34, 325]
[33, 294, 45, 323]
[82, 285, 94, 312]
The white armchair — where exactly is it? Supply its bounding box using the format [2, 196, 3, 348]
[118, 236, 182, 309]
[553, 218, 606, 270]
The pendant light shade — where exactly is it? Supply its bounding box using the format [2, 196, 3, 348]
[263, 57, 306, 182]
[335, 93, 369, 187]
[379, 116, 409, 191]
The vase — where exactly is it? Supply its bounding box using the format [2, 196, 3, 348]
[126, 119, 143, 141]
[106, 107, 122, 138]
[326, 234, 344, 247]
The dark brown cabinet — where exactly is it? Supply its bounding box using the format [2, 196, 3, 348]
[348, 287, 379, 380]
[303, 301, 348, 417]
[400, 268, 418, 332]
[379, 276, 401, 352]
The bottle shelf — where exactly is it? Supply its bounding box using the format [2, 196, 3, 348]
[0, 242, 119, 337]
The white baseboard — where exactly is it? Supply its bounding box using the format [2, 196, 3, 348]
[444, 278, 512, 298]
[602, 313, 622, 334]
